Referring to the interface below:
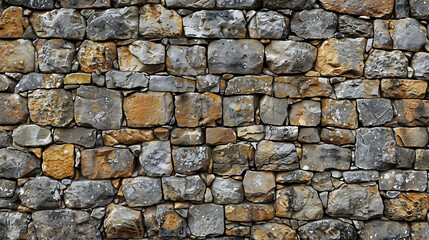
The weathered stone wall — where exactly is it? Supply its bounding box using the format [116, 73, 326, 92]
[1, 0, 429, 239]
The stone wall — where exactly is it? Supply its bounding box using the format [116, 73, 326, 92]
[1, 0, 429, 239]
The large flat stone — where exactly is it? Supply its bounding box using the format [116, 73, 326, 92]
[64, 180, 116, 208]
[19, 176, 60, 210]
[0, 93, 28, 125]
[275, 185, 323, 220]
[291, 9, 337, 39]
[223, 95, 256, 127]
[255, 140, 298, 171]
[12, 124, 52, 147]
[212, 142, 253, 176]
[36, 39, 75, 73]
[365, 50, 408, 78]
[139, 141, 173, 176]
[122, 177, 163, 207]
[0, 40, 35, 73]
[139, 4, 182, 38]
[0, 149, 40, 178]
[162, 175, 206, 201]
[300, 144, 351, 171]
[175, 92, 222, 127]
[320, 0, 394, 18]
[172, 146, 211, 175]
[274, 76, 332, 98]
[380, 170, 427, 191]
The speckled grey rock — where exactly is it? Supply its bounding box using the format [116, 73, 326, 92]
[166, 45, 206, 76]
[64, 180, 116, 208]
[0, 149, 40, 178]
[196, 75, 220, 92]
[217, 0, 260, 9]
[59, 0, 110, 8]
[248, 11, 289, 39]
[129, 40, 165, 65]
[37, 39, 75, 73]
[211, 178, 244, 204]
[12, 124, 52, 147]
[0, 179, 15, 198]
[291, 9, 337, 39]
[365, 50, 408, 78]
[212, 142, 252, 176]
[410, 0, 429, 19]
[223, 95, 256, 126]
[14, 73, 44, 93]
[298, 220, 357, 240]
[172, 146, 211, 174]
[106, 70, 148, 89]
[263, 0, 315, 10]
[334, 79, 380, 99]
[155, 203, 187, 238]
[396, 147, 415, 169]
[343, 170, 380, 183]
[183, 10, 246, 38]
[357, 98, 393, 126]
[33, 209, 102, 240]
[0, 75, 15, 92]
[266, 41, 317, 74]
[122, 177, 163, 207]
[326, 184, 383, 220]
[259, 96, 288, 125]
[224, 75, 272, 95]
[54, 127, 97, 148]
[255, 140, 298, 171]
[0, 212, 28, 240]
[391, 18, 427, 51]
[412, 52, 429, 79]
[87, 7, 138, 41]
[338, 15, 373, 37]
[149, 75, 195, 92]
[300, 144, 351, 171]
[373, 20, 392, 49]
[139, 141, 173, 177]
[166, 0, 216, 8]
[289, 100, 321, 127]
[19, 176, 60, 210]
[396, 0, 410, 18]
[162, 175, 206, 201]
[30, 9, 86, 40]
[74, 86, 123, 130]
[360, 220, 410, 240]
[208, 39, 264, 74]
[380, 170, 427, 191]
[355, 127, 396, 170]
[188, 204, 224, 237]
[139, 4, 183, 39]
[4, 0, 54, 9]
[265, 126, 298, 141]
[275, 185, 323, 220]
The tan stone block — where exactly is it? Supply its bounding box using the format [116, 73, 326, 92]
[0, 40, 35, 73]
[225, 203, 275, 222]
[274, 76, 332, 98]
[381, 79, 427, 99]
[42, 144, 74, 179]
[243, 171, 275, 203]
[320, 0, 394, 18]
[0, 7, 23, 38]
[394, 127, 428, 147]
[251, 223, 297, 240]
[102, 129, 155, 146]
[77, 40, 116, 73]
[64, 73, 91, 84]
[384, 193, 429, 221]
[175, 92, 222, 127]
[206, 127, 236, 145]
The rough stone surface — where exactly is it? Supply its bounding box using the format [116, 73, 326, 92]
[139, 141, 173, 176]
[274, 76, 332, 98]
[0, 149, 41, 178]
[104, 204, 144, 239]
[360, 220, 410, 240]
[266, 41, 317, 74]
[384, 193, 429, 221]
[78, 40, 116, 73]
[122, 177, 163, 207]
[380, 170, 427, 191]
[321, 127, 355, 145]
[223, 95, 256, 127]
[212, 143, 253, 176]
[172, 146, 211, 174]
[5, 0, 54, 9]
[301, 144, 352, 171]
[211, 178, 243, 204]
[320, 0, 394, 18]
[291, 9, 337, 39]
[125, 92, 173, 127]
[149, 75, 195, 92]
[225, 203, 274, 222]
[334, 79, 380, 99]
[357, 98, 393, 126]
[276, 185, 323, 220]
[339, 15, 373, 37]
[175, 92, 221, 127]
[255, 140, 298, 171]
[139, 4, 182, 38]
[106, 70, 148, 89]
[321, 99, 358, 129]
[298, 220, 357, 240]
[365, 50, 408, 78]
[259, 96, 288, 125]
[59, 0, 110, 8]
[54, 128, 97, 148]
[265, 126, 298, 141]
[249, 11, 288, 39]
[206, 127, 236, 145]
[42, 144, 74, 179]
[394, 127, 428, 147]
[0, 40, 35, 73]
[19, 176, 60, 210]
[289, 100, 321, 126]
[12, 124, 52, 147]
[243, 171, 275, 203]
[64, 180, 116, 208]
[188, 204, 224, 237]
[166, 45, 206, 76]
[162, 175, 206, 201]
[412, 52, 429, 79]
[0, 93, 28, 124]
[225, 75, 272, 95]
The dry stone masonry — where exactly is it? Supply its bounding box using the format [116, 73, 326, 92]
[1, 0, 429, 239]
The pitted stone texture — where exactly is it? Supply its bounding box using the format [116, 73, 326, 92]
[166, 0, 215, 8]
[396, 147, 416, 169]
[78, 40, 116, 73]
[274, 76, 333, 98]
[28, 89, 73, 127]
[106, 70, 148, 89]
[373, 20, 392, 49]
[13, 124, 52, 147]
[149, 75, 195, 92]
[172, 146, 211, 175]
[251, 223, 297, 240]
[301, 144, 351, 171]
[81, 147, 135, 179]
[360, 220, 410, 240]
[321, 127, 355, 145]
[0, 6, 24, 38]
[217, 0, 260, 9]
[188, 204, 224, 237]
[196, 75, 220, 92]
[213, 142, 253, 176]
[175, 92, 222, 127]
[0, 212, 28, 240]
[59, 0, 111, 8]
[75, 86, 122, 130]
[139, 4, 182, 39]
[357, 98, 393, 126]
[410, 0, 429, 19]
[265, 126, 298, 141]
[298, 220, 357, 240]
[0, 179, 16, 198]
[276, 185, 323, 220]
[320, 0, 394, 18]
[19, 176, 60, 210]
[30, 9, 86, 40]
[326, 184, 383, 220]
[33, 210, 102, 240]
[356, 127, 396, 170]
[104, 204, 144, 239]
[122, 177, 162, 207]
[243, 171, 275, 203]
[0, 40, 35, 73]
[290, 100, 321, 126]
[54, 128, 97, 148]
[42, 144, 74, 179]
[276, 170, 313, 184]
[266, 41, 316, 74]
[322, 99, 358, 129]
[162, 175, 206, 201]
[5, 0, 54, 9]
[343, 170, 379, 183]
[255, 140, 298, 171]
[380, 170, 427, 191]
[64, 180, 116, 208]
[316, 38, 366, 78]
[259, 96, 288, 125]
[125, 92, 173, 127]
[225, 203, 274, 222]
[36, 39, 75, 73]
[394, 127, 428, 147]
[211, 178, 244, 204]
[87, 7, 138, 41]
[208, 39, 264, 74]
[248, 11, 288, 39]
[223, 95, 256, 127]
[412, 52, 429, 79]
[139, 141, 173, 177]
[184, 10, 246, 38]
[411, 222, 429, 240]
[339, 15, 373, 37]
[384, 193, 429, 221]
[365, 50, 408, 78]
[394, 99, 429, 126]
[117, 44, 164, 73]
[225, 75, 272, 95]
[0, 93, 28, 125]
[166, 45, 206, 76]
[0, 149, 41, 178]
[103, 129, 154, 146]
[334, 79, 380, 99]
[64, 73, 91, 84]
[291, 9, 337, 39]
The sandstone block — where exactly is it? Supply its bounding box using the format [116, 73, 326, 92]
[0, 93, 28, 124]
[274, 76, 332, 98]
[289, 100, 321, 126]
[77, 40, 116, 73]
[175, 92, 222, 127]
[212, 142, 252, 176]
[320, 0, 394, 18]
[225, 203, 274, 222]
[0, 40, 35, 73]
[139, 4, 182, 38]
[394, 127, 428, 147]
[276, 185, 323, 220]
[42, 144, 74, 179]
[243, 171, 275, 203]
[104, 204, 144, 239]
[206, 127, 236, 145]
